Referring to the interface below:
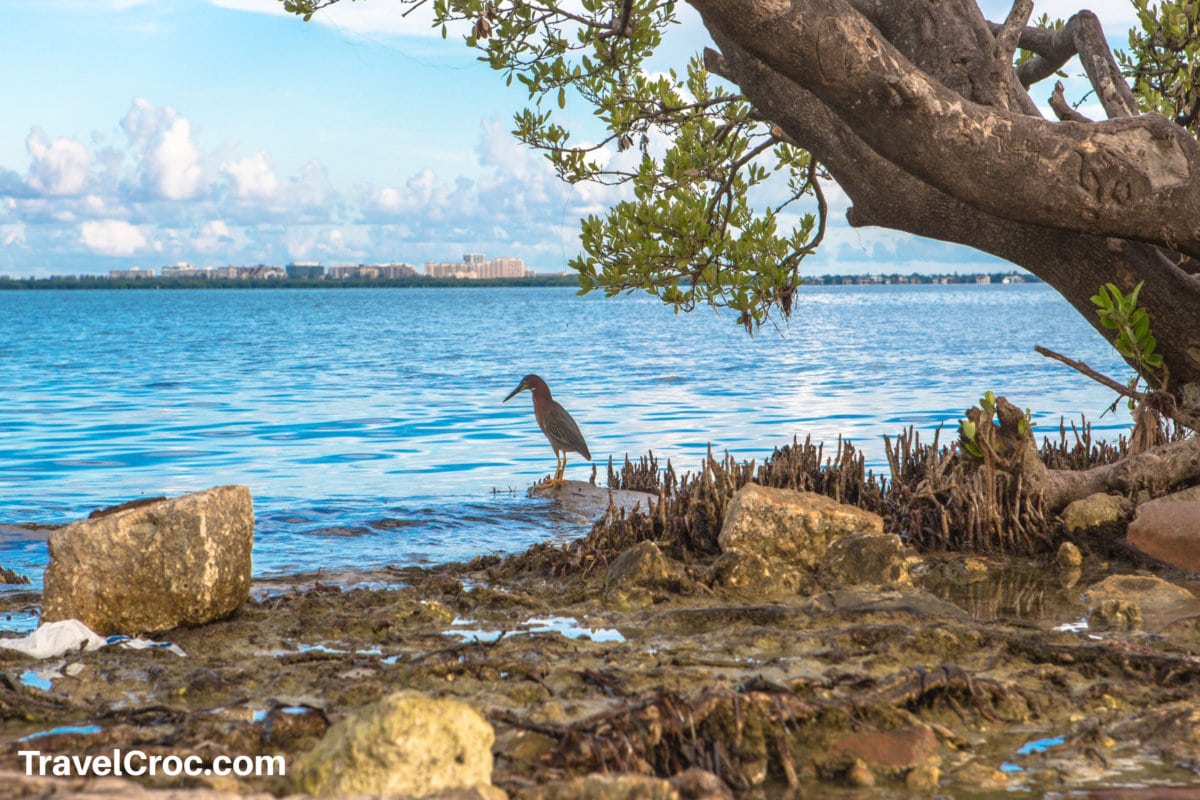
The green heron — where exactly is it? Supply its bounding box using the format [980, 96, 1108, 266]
[503, 374, 591, 485]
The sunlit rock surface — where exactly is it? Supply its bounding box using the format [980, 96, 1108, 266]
[42, 486, 253, 635]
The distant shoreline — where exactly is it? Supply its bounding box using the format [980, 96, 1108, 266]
[0, 271, 1040, 291]
[0, 274, 581, 291]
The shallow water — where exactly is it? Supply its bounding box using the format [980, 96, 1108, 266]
[0, 284, 1131, 598]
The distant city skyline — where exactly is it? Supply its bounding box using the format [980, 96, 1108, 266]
[90, 251, 533, 282]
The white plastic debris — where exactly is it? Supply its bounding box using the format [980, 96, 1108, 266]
[0, 619, 186, 659]
[0, 619, 106, 658]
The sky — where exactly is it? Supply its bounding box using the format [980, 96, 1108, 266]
[0, 0, 1141, 277]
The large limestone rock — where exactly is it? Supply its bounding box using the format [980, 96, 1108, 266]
[718, 484, 883, 571]
[43, 486, 253, 635]
[1126, 493, 1200, 571]
[292, 691, 504, 799]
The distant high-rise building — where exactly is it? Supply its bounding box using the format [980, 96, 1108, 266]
[162, 263, 210, 279]
[286, 262, 324, 279]
[109, 267, 155, 279]
[425, 254, 527, 279]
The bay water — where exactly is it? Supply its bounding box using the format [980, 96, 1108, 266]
[0, 284, 1130, 602]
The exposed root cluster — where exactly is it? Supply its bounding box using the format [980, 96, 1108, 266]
[506, 413, 1190, 581]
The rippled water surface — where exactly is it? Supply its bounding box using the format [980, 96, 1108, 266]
[0, 284, 1129, 589]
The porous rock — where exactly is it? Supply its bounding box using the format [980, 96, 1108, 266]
[606, 541, 684, 591]
[1056, 541, 1084, 570]
[1089, 599, 1144, 631]
[1060, 492, 1127, 534]
[292, 690, 503, 799]
[718, 484, 883, 571]
[709, 548, 780, 592]
[1126, 496, 1200, 571]
[42, 486, 253, 635]
[821, 532, 915, 587]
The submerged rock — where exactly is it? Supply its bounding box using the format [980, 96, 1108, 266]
[1060, 493, 1127, 534]
[1126, 495, 1200, 571]
[42, 486, 253, 635]
[717, 484, 883, 571]
[292, 690, 503, 799]
[529, 480, 658, 521]
[1089, 599, 1144, 631]
[0, 564, 30, 585]
[1083, 574, 1196, 620]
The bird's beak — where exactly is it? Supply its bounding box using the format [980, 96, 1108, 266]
[503, 382, 524, 403]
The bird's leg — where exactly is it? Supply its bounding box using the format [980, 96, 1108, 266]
[542, 452, 567, 487]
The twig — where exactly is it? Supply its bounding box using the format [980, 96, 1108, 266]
[1034, 345, 1147, 401]
[1049, 81, 1092, 123]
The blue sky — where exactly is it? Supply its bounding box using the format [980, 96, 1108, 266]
[0, 0, 1137, 277]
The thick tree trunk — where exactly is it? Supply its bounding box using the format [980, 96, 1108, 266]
[693, 0, 1200, 522]
[693, 0, 1200, 415]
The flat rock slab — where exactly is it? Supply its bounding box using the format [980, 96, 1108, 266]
[43, 486, 254, 635]
[529, 480, 659, 520]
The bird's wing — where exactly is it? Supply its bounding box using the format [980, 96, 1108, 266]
[543, 401, 591, 460]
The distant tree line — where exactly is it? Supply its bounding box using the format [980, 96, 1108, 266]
[0, 271, 1040, 291]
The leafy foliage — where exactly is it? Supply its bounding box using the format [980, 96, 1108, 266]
[1091, 280, 1164, 378]
[959, 391, 1033, 460]
[1118, 0, 1200, 135]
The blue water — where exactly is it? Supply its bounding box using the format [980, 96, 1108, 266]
[0, 284, 1129, 594]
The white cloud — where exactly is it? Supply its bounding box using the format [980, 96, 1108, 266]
[153, 118, 203, 199]
[25, 129, 91, 196]
[221, 152, 278, 200]
[193, 219, 234, 254]
[80, 219, 147, 256]
[121, 98, 204, 200]
[365, 167, 470, 221]
[2, 223, 25, 247]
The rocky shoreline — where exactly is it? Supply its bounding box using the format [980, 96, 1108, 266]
[2, 480, 1200, 799]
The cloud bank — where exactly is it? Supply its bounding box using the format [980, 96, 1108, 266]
[0, 98, 603, 276]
